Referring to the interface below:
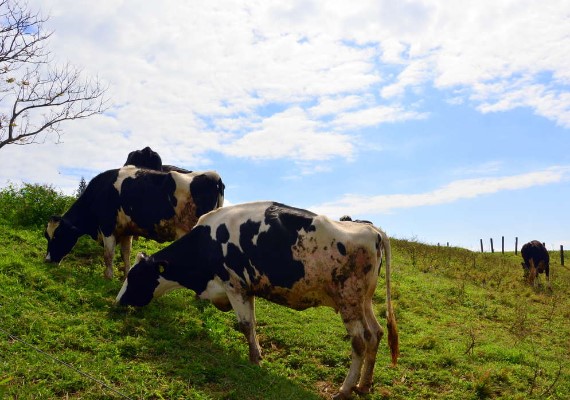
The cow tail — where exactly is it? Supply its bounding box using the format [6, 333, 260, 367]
[380, 229, 399, 366]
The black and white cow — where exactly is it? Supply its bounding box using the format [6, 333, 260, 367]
[45, 166, 225, 279]
[521, 240, 550, 288]
[124, 146, 192, 174]
[116, 201, 398, 399]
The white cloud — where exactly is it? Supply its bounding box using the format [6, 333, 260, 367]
[312, 166, 570, 217]
[379, 39, 408, 64]
[221, 107, 354, 161]
[18, 0, 569, 150]
[309, 95, 370, 117]
[333, 105, 428, 129]
[452, 161, 504, 177]
[3, 0, 568, 192]
[381, 58, 433, 98]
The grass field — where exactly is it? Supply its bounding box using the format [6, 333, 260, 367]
[1, 222, 569, 399]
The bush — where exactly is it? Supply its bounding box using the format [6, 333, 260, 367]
[0, 183, 75, 228]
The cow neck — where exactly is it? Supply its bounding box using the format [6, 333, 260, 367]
[154, 227, 216, 295]
[62, 195, 97, 238]
[64, 169, 120, 239]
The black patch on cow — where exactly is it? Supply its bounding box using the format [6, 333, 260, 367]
[69, 169, 121, 238]
[239, 220, 261, 253]
[190, 173, 224, 217]
[156, 225, 228, 293]
[337, 242, 347, 256]
[162, 165, 192, 173]
[265, 203, 317, 233]
[119, 170, 177, 235]
[124, 146, 163, 170]
[237, 202, 317, 288]
[225, 242, 252, 281]
[216, 224, 230, 243]
[222, 220, 262, 285]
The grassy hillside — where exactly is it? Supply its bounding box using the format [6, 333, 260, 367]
[1, 216, 569, 398]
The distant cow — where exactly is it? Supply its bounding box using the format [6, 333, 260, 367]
[116, 201, 398, 399]
[124, 146, 192, 174]
[521, 240, 550, 288]
[340, 215, 373, 224]
[45, 166, 225, 279]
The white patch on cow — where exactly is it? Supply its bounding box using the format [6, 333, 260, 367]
[198, 277, 228, 302]
[113, 166, 138, 194]
[170, 171, 192, 207]
[116, 208, 132, 227]
[242, 267, 252, 286]
[198, 202, 272, 254]
[153, 276, 184, 298]
[45, 220, 60, 240]
[135, 252, 146, 263]
[253, 220, 270, 246]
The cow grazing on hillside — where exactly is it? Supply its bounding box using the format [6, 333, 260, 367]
[521, 240, 550, 288]
[124, 146, 192, 173]
[340, 215, 373, 224]
[116, 201, 398, 399]
[45, 166, 225, 279]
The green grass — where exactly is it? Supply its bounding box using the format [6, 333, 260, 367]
[1, 225, 569, 399]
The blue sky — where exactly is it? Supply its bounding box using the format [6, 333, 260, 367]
[1, 0, 569, 251]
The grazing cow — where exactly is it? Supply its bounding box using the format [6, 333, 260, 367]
[45, 166, 225, 279]
[521, 240, 550, 288]
[116, 201, 399, 399]
[340, 215, 373, 224]
[124, 146, 192, 173]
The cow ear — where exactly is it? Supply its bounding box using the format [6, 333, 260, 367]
[156, 260, 168, 275]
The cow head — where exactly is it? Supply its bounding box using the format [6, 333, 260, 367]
[116, 252, 179, 307]
[44, 216, 81, 264]
[124, 146, 162, 170]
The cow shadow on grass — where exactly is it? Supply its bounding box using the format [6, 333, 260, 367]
[107, 293, 324, 400]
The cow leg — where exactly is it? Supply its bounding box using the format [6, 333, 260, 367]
[102, 235, 116, 279]
[356, 300, 383, 394]
[119, 236, 133, 277]
[528, 259, 537, 286]
[226, 291, 262, 364]
[335, 309, 368, 400]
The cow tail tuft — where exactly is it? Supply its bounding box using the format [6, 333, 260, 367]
[381, 229, 399, 366]
[387, 307, 399, 366]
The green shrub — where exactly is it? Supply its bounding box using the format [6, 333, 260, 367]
[0, 183, 74, 228]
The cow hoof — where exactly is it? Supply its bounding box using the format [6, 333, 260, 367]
[355, 384, 372, 395]
[248, 355, 262, 365]
[332, 392, 351, 400]
[104, 271, 114, 280]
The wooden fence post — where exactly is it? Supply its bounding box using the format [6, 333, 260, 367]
[480, 239, 484, 253]
[561, 245, 565, 266]
[490, 238, 494, 253]
[515, 237, 518, 255]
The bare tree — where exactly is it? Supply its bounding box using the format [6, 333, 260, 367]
[0, 0, 107, 149]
